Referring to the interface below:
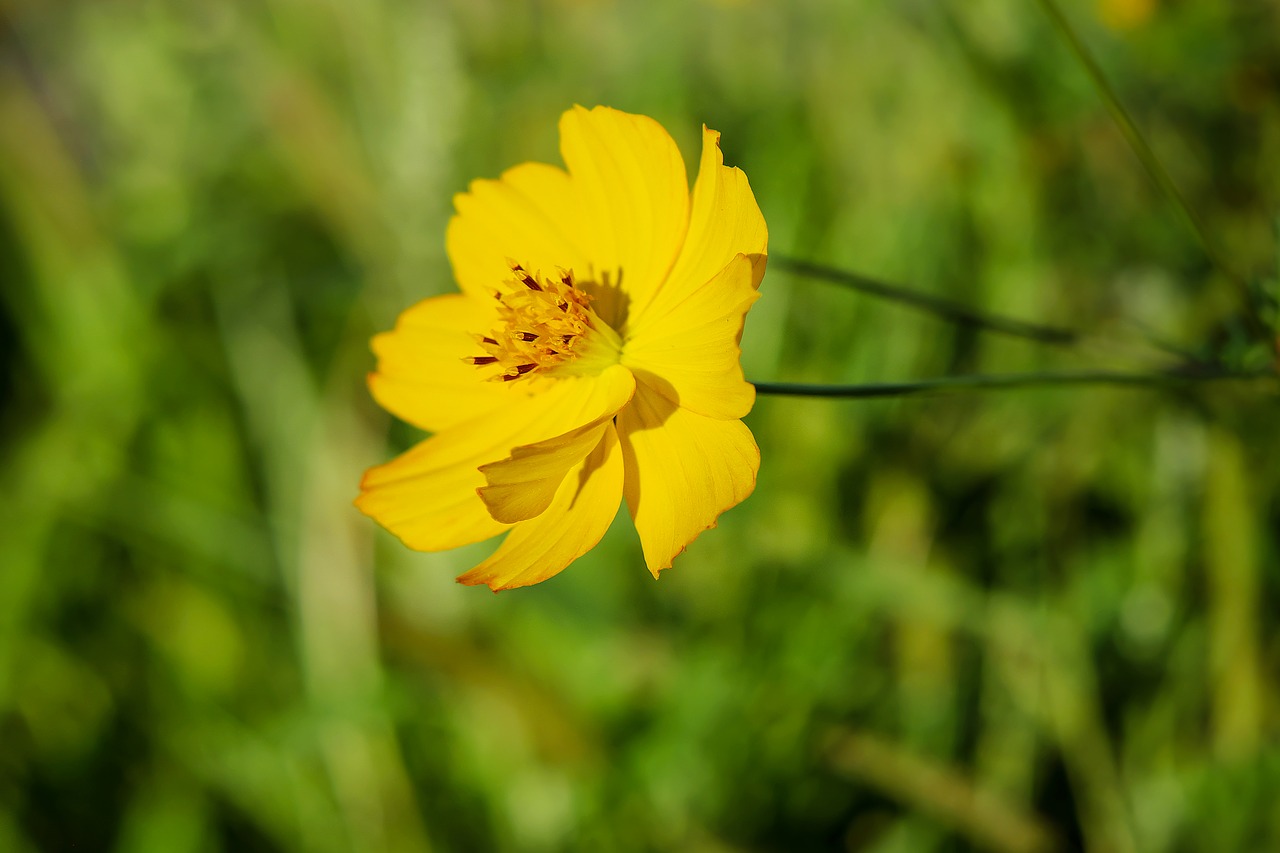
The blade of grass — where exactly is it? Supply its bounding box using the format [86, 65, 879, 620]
[826, 728, 1063, 853]
[1036, 0, 1270, 346]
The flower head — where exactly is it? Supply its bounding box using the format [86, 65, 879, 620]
[357, 105, 767, 590]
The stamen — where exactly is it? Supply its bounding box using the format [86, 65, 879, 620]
[468, 264, 607, 383]
[501, 364, 538, 381]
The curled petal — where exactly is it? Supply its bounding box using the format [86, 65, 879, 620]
[357, 366, 633, 552]
[633, 125, 768, 328]
[459, 425, 624, 591]
[618, 383, 760, 577]
[479, 369, 635, 523]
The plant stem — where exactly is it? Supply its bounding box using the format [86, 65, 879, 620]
[773, 256, 1081, 347]
[752, 368, 1274, 399]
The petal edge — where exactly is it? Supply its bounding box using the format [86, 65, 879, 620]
[459, 424, 625, 591]
[618, 385, 760, 577]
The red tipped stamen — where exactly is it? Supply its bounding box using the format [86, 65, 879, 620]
[501, 363, 538, 381]
[471, 263, 600, 383]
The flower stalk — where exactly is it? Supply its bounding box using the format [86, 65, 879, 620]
[753, 368, 1276, 399]
[773, 256, 1081, 347]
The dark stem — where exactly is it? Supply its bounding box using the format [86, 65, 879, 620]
[773, 255, 1081, 347]
[752, 368, 1274, 399]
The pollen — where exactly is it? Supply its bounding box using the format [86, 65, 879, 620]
[468, 261, 612, 382]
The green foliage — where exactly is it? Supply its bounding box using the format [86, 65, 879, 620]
[1, 1, 1277, 851]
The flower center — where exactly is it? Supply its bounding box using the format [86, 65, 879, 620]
[469, 261, 620, 382]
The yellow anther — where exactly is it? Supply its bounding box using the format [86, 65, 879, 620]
[468, 262, 601, 382]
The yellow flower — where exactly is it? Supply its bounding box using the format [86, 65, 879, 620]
[357, 105, 767, 590]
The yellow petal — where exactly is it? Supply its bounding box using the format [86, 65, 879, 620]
[633, 125, 768, 328]
[622, 254, 759, 420]
[617, 384, 760, 578]
[357, 365, 634, 552]
[478, 366, 635, 523]
[357, 431, 510, 551]
[369, 293, 524, 433]
[558, 105, 690, 324]
[446, 161, 595, 300]
[458, 424, 624, 591]
[479, 412, 617, 524]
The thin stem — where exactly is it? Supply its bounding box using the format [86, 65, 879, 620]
[773, 255, 1081, 347]
[752, 368, 1273, 399]
[1037, 0, 1269, 343]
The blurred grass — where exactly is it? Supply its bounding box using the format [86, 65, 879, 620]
[1, 0, 1278, 851]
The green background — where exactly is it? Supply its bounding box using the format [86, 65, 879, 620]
[1, 1, 1277, 851]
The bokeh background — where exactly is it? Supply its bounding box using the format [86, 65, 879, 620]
[2, 0, 1278, 851]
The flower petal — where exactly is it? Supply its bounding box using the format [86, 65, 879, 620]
[446, 161, 595, 300]
[558, 105, 690, 324]
[478, 366, 635, 524]
[357, 365, 635, 551]
[458, 424, 624, 591]
[632, 125, 767, 328]
[479, 412, 617, 525]
[622, 253, 759, 420]
[357, 430, 511, 551]
[369, 293, 523, 433]
[617, 384, 760, 578]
